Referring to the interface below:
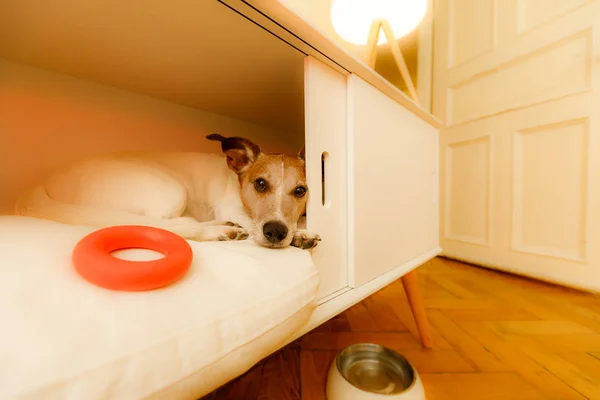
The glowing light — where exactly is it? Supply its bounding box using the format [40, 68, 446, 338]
[330, 0, 427, 45]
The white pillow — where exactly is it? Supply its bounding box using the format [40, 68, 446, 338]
[0, 216, 319, 399]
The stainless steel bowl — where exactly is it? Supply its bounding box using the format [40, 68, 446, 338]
[326, 343, 426, 399]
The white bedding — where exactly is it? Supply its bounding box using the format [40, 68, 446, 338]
[0, 216, 319, 399]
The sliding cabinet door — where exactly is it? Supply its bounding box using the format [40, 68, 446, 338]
[304, 56, 349, 300]
[348, 74, 440, 288]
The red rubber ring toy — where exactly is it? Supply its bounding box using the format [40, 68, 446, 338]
[72, 225, 193, 291]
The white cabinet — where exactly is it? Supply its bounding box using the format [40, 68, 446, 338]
[0, 0, 442, 337]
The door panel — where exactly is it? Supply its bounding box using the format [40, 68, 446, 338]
[433, 0, 600, 291]
[304, 56, 349, 300]
[348, 75, 439, 288]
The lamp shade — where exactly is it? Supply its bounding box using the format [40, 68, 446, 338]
[330, 0, 427, 45]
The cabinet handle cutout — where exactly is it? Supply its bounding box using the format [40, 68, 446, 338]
[321, 151, 329, 206]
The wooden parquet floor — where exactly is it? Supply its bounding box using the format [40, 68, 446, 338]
[201, 257, 600, 399]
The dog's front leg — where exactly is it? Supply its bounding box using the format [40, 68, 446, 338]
[291, 229, 321, 250]
[166, 217, 248, 242]
[210, 205, 254, 241]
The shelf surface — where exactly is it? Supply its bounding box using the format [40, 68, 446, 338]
[0, 0, 306, 135]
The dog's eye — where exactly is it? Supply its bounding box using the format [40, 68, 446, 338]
[293, 186, 307, 198]
[254, 178, 268, 192]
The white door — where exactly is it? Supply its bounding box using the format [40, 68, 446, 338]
[433, 0, 600, 291]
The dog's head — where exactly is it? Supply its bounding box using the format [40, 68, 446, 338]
[207, 133, 308, 248]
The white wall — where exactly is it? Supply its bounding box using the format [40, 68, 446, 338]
[0, 58, 303, 213]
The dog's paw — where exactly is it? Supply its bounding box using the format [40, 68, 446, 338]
[192, 224, 249, 241]
[205, 220, 243, 228]
[291, 229, 321, 250]
[216, 225, 249, 241]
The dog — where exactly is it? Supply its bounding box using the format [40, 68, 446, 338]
[14, 134, 321, 250]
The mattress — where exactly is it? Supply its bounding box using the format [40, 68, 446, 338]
[0, 216, 319, 399]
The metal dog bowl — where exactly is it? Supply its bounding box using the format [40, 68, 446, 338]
[326, 343, 426, 399]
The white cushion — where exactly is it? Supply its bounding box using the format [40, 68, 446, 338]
[0, 216, 319, 399]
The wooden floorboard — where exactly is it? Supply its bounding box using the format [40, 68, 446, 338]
[201, 257, 600, 399]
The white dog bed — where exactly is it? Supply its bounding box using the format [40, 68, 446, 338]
[0, 216, 319, 400]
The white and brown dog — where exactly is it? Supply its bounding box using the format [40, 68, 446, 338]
[14, 134, 321, 250]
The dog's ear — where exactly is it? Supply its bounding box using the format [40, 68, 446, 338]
[298, 145, 305, 161]
[206, 133, 261, 174]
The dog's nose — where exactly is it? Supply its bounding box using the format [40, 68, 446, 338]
[263, 221, 288, 243]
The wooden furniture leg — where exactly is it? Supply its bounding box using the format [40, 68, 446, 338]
[401, 269, 433, 348]
[363, 19, 420, 103]
[380, 20, 419, 102]
[364, 20, 382, 69]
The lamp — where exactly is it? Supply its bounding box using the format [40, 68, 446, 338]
[330, 0, 427, 103]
